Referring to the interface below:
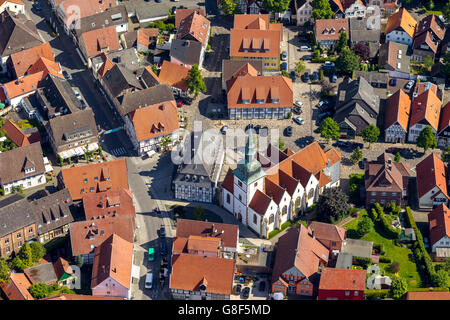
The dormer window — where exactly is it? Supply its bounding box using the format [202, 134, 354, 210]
[322, 28, 329, 35]
[25, 167, 35, 174]
[256, 99, 264, 104]
[242, 99, 250, 104]
[272, 98, 280, 103]
[330, 28, 335, 34]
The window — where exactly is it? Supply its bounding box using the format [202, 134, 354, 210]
[5, 247, 10, 253]
[238, 195, 242, 202]
[226, 194, 231, 204]
[345, 291, 350, 296]
[331, 242, 336, 246]
[253, 214, 257, 224]
[17, 233, 21, 239]
[5, 239, 9, 244]
[81, 188, 85, 193]
[90, 187, 95, 192]
[354, 291, 359, 296]
[371, 192, 376, 196]
[381, 192, 387, 196]
[282, 206, 287, 215]
[28, 227, 33, 233]
[238, 181, 243, 188]
[84, 178, 88, 183]
[392, 192, 397, 197]
[269, 214, 274, 224]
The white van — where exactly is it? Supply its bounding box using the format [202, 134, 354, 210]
[145, 273, 153, 289]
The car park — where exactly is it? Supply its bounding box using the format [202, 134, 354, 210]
[241, 287, 250, 299]
[405, 80, 415, 90]
[293, 106, 302, 114]
[281, 51, 287, 61]
[294, 101, 303, 108]
[285, 126, 293, 136]
[293, 116, 304, 125]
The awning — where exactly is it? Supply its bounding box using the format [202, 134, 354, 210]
[75, 147, 84, 156]
[88, 143, 99, 151]
[45, 164, 53, 173]
[67, 149, 76, 157]
[131, 265, 140, 279]
[59, 151, 69, 159]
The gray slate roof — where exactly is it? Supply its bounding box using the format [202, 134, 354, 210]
[106, 48, 148, 72]
[0, 10, 43, 57]
[118, 84, 174, 116]
[30, 188, 74, 235]
[336, 76, 380, 115]
[103, 64, 143, 98]
[0, 142, 45, 185]
[349, 17, 381, 43]
[170, 39, 203, 66]
[341, 238, 373, 259]
[0, 195, 35, 238]
[335, 252, 353, 269]
[121, 31, 137, 49]
[41, 74, 83, 116]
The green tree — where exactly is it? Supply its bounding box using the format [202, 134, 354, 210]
[316, 187, 349, 223]
[18, 242, 33, 268]
[336, 31, 348, 53]
[30, 242, 46, 264]
[262, 0, 290, 13]
[443, 257, 450, 272]
[389, 278, 408, 299]
[98, 145, 103, 157]
[361, 124, 380, 147]
[220, 0, 239, 15]
[444, 2, 450, 22]
[160, 134, 172, 151]
[442, 146, 450, 163]
[351, 146, 363, 165]
[353, 43, 370, 61]
[0, 257, 11, 284]
[295, 60, 306, 74]
[416, 126, 437, 152]
[29, 283, 49, 299]
[357, 216, 374, 236]
[424, 55, 434, 71]
[443, 51, 450, 81]
[431, 269, 449, 287]
[187, 64, 206, 97]
[336, 47, 360, 75]
[312, 0, 333, 20]
[394, 152, 401, 162]
[194, 205, 205, 220]
[319, 117, 340, 142]
[278, 138, 285, 150]
[58, 154, 64, 167]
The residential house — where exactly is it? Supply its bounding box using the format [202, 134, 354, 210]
[0, 10, 43, 74]
[53, 257, 77, 289]
[428, 203, 450, 261]
[330, 0, 367, 18]
[91, 234, 133, 299]
[175, 8, 206, 28]
[364, 152, 410, 207]
[0, 195, 36, 258]
[1, 119, 41, 147]
[0, 272, 33, 300]
[222, 137, 341, 239]
[69, 5, 128, 46]
[229, 14, 282, 72]
[0, 0, 24, 15]
[30, 188, 74, 244]
[437, 102, 450, 147]
[173, 131, 224, 203]
[170, 39, 204, 70]
[79, 25, 122, 67]
[82, 189, 135, 226]
[315, 18, 349, 49]
[7, 42, 54, 79]
[333, 76, 380, 139]
[348, 17, 380, 46]
[384, 89, 411, 143]
[412, 15, 445, 62]
[24, 262, 58, 285]
[416, 153, 449, 208]
[136, 28, 159, 52]
[226, 62, 293, 120]
[69, 214, 135, 264]
[0, 142, 45, 195]
[158, 60, 190, 94]
[317, 268, 366, 300]
[42, 293, 123, 300]
[407, 88, 441, 143]
[405, 291, 450, 300]
[57, 158, 129, 201]
[271, 225, 329, 298]
[119, 84, 179, 155]
[176, 10, 210, 47]
[378, 41, 410, 78]
[384, 8, 417, 46]
[291, 0, 313, 26]
[412, 81, 440, 99]
[307, 221, 346, 257]
[54, 0, 118, 35]
[364, 0, 398, 18]
[45, 108, 99, 160]
[175, 218, 239, 258]
[237, 0, 262, 14]
[221, 59, 263, 91]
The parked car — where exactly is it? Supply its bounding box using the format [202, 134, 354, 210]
[285, 126, 293, 136]
[258, 281, 266, 292]
[181, 96, 193, 105]
[300, 45, 311, 51]
[405, 80, 415, 90]
[318, 111, 332, 119]
[302, 54, 313, 60]
[259, 126, 268, 137]
[242, 287, 250, 299]
[294, 101, 303, 108]
[281, 51, 287, 61]
[160, 225, 166, 238]
[35, 2, 41, 10]
[235, 284, 242, 295]
[220, 125, 228, 135]
[292, 106, 302, 114]
[302, 72, 309, 82]
[73, 89, 81, 99]
[352, 142, 364, 150]
[312, 71, 319, 81]
[145, 272, 153, 289]
[334, 140, 351, 149]
[281, 62, 287, 70]
[386, 147, 400, 154]
[322, 61, 335, 70]
[358, 158, 367, 169]
[290, 70, 296, 82]
[331, 74, 337, 83]
[80, 100, 87, 109]
[62, 70, 70, 80]
[293, 116, 304, 125]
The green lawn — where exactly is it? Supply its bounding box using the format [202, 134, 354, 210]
[344, 216, 422, 288]
[182, 206, 223, 223]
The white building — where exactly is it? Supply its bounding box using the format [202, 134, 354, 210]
[0, 0, 24, 15]
[416, 153, 449, 209]
[293, 0, 313, 26]
[407, 89, 441, 143]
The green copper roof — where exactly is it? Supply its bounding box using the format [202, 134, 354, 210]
[233, 132, 265, 185]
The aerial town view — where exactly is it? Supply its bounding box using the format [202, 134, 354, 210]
[0, 0, 450, 306]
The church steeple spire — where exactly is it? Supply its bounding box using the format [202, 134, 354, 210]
[245, 130, 256, 164]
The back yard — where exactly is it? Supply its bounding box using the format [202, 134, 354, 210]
[344, 215, 422, 288]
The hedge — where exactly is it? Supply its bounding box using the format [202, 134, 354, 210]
[268, 229, 281, 239]
[408, 287, 449, 292]
[365, 289, 389, 300]
[379, 256, 392, 263]
[373, 203, 401, 239]
[311, 56, 337, 63]
[353, 256, 372, 269]
[281, 221, 292, 230]
[373, 243, 385, 255]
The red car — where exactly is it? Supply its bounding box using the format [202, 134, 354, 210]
[386, 147, 399, 154]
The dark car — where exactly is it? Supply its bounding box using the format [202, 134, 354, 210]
[358, 158, 367, 169]
[352, 142, 364, 150]
[281, 62, 287, 70]
[259, 126, 268, 137]
[242, 287, 250, 299]
[285, 126, 293, 137]
[293, 106, 302, 114]
[254, 125, 261, 134]
[235, 284, 242, 295]
[35, 2, 41, 10]
[333, 140, 351, 149]
[160, 225, 166, 238]
[62, 70, 70, 80]
[312, 71, 319, 81]
[302, 72, 309, 82]
[318, 111, 332, 119]
[181, 96, 193, 105]
[302, 55, 313, 60]
[258, 281, 266, 292]
[290, 70, 296, 82]
[80, 99, 87, 109]
[386, 147, 400, 154]
[160, 241, 167, 256]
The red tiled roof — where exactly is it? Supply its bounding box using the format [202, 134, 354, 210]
[59, 0, 117, 26]
[170, 253, 235, 295]
[97, 53, 114, 78]
[264, 177, 286, 204]
[428, 203, 450, 247]
[186, 235, 221, 253]
[415, 15, 445, 40]
[385, 89, 411, 131]
[308, 221, 346, 243]
[177, 12, 210, 46]
[42, 294, 123, 300]
[416, 153, 448, 199]
[409, 89, 441, 131]
[80, 25, 121, 58]
[413, 31, 439, 53]
[230, 28, 281, 58]
[137, 28, 159, 47]
[69, 215, 135, 256]
[175, 8, 205, 28]
[2, 71, 43, 99]
[10, 42, 54, 78]
[27, 57, 64, 80]
[439, 102, 450, 133]
[82, 188, 135, 221]
[221, 168, 234, 193]
[319, 267, 366, 291]
[60, 159, 129, 201]
[249, 189, 272, 216]
[385, 8, 417, 38]
[158, 60, 189, 92]
[52, 257, 71, 279]
[91, 234, 133, 290]
[1, 120, 30, 147]
[1, 273, 33, 300]
[176, 219, 238, 249]
[406, 291, 450, 300]
[315, 19, 349, 42]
